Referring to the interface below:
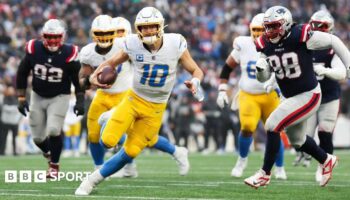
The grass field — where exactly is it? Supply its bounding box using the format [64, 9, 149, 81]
[0, 150, 349, 200]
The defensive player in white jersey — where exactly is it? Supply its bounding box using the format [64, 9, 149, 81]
[75, 7, 203, 195]
[216, 13, 286, 179]
[79, 15, 134, 175]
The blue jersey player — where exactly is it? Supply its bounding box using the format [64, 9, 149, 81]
[16, 19, 85, 178]
[244, 6, 350, 188]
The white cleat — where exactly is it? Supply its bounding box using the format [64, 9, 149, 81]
[244, 169, 271, 189]
[110, 167, 125, 178]
[315, 165, 322, 182]
[123, 162, 138, 178]
[75, 170, 104, 196]
[231, 157, 247, 177]
[173, 146, 190, 176]
[320, 154, 338, 187]
[274, 166, 287, 180]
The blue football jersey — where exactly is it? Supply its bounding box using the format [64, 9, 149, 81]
[313, 49, 341, 104]
[255, 24, 318, 98]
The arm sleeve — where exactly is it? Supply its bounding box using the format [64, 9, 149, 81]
[230, 38, 241, 63]
[69, 61, 84, 94]
[16, 54, 31, 91]
[307, 31, 350, 69]
[256, 53, 272, 82]
[325, 55, 347, 80]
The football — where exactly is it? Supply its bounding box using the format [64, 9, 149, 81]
[97, 65, 117, 85]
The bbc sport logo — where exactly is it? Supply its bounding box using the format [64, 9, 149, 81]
[4, 170, 91, 183]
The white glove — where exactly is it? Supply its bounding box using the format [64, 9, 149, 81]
[216, 84, 229, 109]
[256, 58, 269, 72]
[263, 82, 274, 93]
[313, 64, 328, 76]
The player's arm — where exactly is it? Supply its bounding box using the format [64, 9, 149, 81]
[89, 49, 129, 88]
[216, 55, 239, 108]
[79, 63, 94, 90]
[69, 60, 85, 116]
[255, 53, 272, 82]
[16, 54, 31, 116]
[180, 49, 204, 101]
[307, 31, 350, 77]
[313, 55, 346, 81]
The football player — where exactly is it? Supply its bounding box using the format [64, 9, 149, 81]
[75, 7, 204, 195]
[79, 15, 137, 176]
[306, 10, 346, 182]
[244, 6, 350, 188]
[216, 13, 286, 179]
[16, 19, 84, 178]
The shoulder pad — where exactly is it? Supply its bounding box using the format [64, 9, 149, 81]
[25, 39, 36, 54]
[254, 35, 265, 51]
[300, 23, 311, 42]
[66, 45, 79, 63]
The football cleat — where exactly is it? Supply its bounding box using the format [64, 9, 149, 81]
[244, 169, 271, 189]
[46, 162, 59, 179]
[320, 154, 338, 187]
[173, 146, 190, 176]
[302, 154, 312, 167]
[274, 166, 287, 180]
[75, 170, 104, 196]
[293, 151, 304, 166]
[231, 157, 248, 177]
[123, 163, 138, 178]
[315, 165, 322, 182]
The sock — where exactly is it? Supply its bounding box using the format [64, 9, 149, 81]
[34, 137, 50, 153]
[90, 142, 106, 166]
[100, 148, 133, 177]
[49, 135, 63, 163]
[297, 135, 327, 164]
[72, 136, 80, 151]
[238, 132, 253, 158]
[118, 134, 126, 146]
[275, 139, 284, 167]
[64, 136, 71, 150]
[262, 131, 280, 174]
[153, 135, 175, 154]
[318, 131, 333, 154]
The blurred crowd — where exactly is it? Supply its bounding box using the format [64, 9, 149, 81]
[1, 0, 350, 155]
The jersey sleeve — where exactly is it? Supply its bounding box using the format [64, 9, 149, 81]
[254, 35, 266, 52]
[230, 37, 242, 63]
[16, 54, 32, 90]
[79, 45, 91, 65]
[299, 23, 312, 43]
[25, 39, 36, 55]
[178, 34, 188, 57]
[66, 45, 79, 63]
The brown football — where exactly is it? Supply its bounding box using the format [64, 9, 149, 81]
[97, 65, 117, 85]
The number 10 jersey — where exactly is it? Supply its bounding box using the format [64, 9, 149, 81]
[121, 34, 187, 103]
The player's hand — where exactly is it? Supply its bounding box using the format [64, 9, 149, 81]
[89, 70, 111, 89]
[313, 64, 328, 76]
[184, 77, 204, 101]
[73, 93, 85, 116]
[256, 58, 269, 72]
[216, 84, 229, 109]
[17, 98, 29, 116]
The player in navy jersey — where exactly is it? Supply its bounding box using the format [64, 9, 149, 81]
[303, 10, 346, 182]
[16, 19, 85, 178]
[244, 6, 350, 188]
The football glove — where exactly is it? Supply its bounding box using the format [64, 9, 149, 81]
[74, 93, 85, 116]
[256, 58, 269, 72]
[313, 64, 328, 76]
[216, 84, 229, 109]
[17, 98, 29, 117]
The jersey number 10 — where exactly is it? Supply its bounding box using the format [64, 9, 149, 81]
[140, 64, 169, 87]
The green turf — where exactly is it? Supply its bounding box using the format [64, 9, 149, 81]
[0, 151, 349, 200]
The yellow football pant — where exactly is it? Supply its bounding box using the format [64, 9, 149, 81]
[101, 90, 166, 158]
[65, 122, 81, 137]
[238, 90, 280, 133]
[87, 89, 128, 143]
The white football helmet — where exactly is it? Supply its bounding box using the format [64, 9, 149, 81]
[310, 10, 334, 33]
[263, 6, 293, 43]
[91, 15, 117, 48]
[250, 13, 265, 40]
[41, 19, 66, 52]
[134, 7, 164, 45]
[112, 17, 132, 37]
